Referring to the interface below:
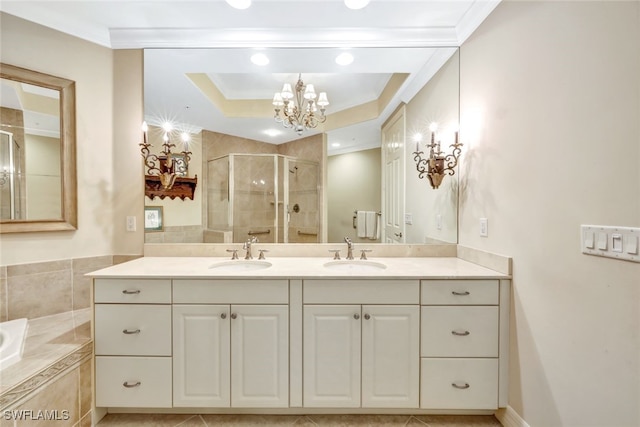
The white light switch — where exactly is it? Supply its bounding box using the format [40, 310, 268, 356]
[626, 235, 639, 255]
[479, 218, 488, 237]
[597, 232, 608, 250]
[126, 216, 136, 232]
[584, 231, 595, 249]
[404, 213, 413, 225]
[581, 225, 639, 263]
[611, 234, 623, 253]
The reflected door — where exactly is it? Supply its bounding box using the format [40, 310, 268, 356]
[382, 106, 406, 243]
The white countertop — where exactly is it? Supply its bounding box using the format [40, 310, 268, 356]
[87, 256, 509, 280]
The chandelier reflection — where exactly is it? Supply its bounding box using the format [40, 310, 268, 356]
[139, 121, 192, 190]
[413, 123, 463, 189]
[272, 74, 329, 135]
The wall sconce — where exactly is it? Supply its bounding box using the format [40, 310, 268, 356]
[139, 122, 198, 201]
[412, 123, 463, 189]
[139, 121, 192, 190]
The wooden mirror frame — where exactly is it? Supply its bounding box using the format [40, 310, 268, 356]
[0, 63, 77, 233]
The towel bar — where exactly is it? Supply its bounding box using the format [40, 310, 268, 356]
[248, 229, 271, 236]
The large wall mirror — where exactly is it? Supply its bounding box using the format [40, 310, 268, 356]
[0, 64, 77, 233]
[142, 47, 459, 245]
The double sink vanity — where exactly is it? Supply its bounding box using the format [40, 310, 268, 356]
[88, 251, 510, 416]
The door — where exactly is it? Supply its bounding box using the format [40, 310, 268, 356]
[361, 305, 420, 408]
[231, 305, 289, 407]
[173, 304, 230, 407]
[303, 305, 361, 407]
[381, 105, 406, 243]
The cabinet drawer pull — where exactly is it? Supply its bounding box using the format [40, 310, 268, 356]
[364, 314, 370, 320]
[451, 382, 470, 389]
[123, 381, 141, 388]
[451, 330, 470, 336]
[353, 313, 360, 320]
[122, 289, 141, 295]
[122, 329, 141, 334]
[221, 313, 227, 319]
[451, 291, 470, 296]
[231, 313, 237, 320]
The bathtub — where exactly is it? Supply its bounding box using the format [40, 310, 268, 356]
[0, 318, 28, 370]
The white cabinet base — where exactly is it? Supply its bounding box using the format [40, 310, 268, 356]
[96, 356, 172, 408]
[420, 358, 498, 410]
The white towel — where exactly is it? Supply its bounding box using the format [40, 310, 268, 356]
[365, 211, 379, 240]
[356, 211, 366, 238]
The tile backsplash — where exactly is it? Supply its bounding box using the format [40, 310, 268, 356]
[0, 255, 138, 322]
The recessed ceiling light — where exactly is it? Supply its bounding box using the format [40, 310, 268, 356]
[335, 52, 354, 66]
[344, 0, 370, 10]
[251, 53, 269, 66]
[225, 0, 251, 10]
[264, 129, 281, 137]
[331, 142, 341, 147]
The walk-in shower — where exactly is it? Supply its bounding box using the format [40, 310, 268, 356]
[207, 153, 320, 243]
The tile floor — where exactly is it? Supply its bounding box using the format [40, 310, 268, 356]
[97, 414, 502, 426]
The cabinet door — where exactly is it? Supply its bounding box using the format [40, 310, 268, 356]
[231, 305, 289, 407]
[173, 305, 230, 407]
[362, 305, 419, 408]
[303, 305, 361, 408]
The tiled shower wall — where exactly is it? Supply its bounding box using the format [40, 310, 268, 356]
[0, 255, 137, 322]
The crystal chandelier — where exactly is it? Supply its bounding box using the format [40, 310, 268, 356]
[272, 74, 329, 135]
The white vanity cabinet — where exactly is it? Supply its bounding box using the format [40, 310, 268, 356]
[302, 280, 420, 408]
[420, 279, 509, 410]
[172, 279, 289, 408]
[94, 279, 172, 408]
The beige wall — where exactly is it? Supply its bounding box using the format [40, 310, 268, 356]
[405, 50, 459, 244]
[327, 148, 381, 243]
[0, 13, 144, 264]
[459, 2, 640, 426]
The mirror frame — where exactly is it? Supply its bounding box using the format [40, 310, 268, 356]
[0, 63, 77, 233]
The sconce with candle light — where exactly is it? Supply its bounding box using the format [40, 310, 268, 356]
[140, 121, 198, 200]
[412, 122, 463, 189]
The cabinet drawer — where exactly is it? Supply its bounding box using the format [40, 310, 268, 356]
[421, 306, 498, 357]
[94, 279, 171, 303]
[421, 280, 498, 305]
[95, 304, 171, 356]
[420, 358, 498, 410]
[304, 280, 419, 304]
[173, 279, 288, 304]
[95, 356, 172, 407]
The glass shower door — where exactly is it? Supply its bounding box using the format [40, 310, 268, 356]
[285, 158, 319, 243]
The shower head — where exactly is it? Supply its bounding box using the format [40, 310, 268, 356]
[289, 166, 298, 173]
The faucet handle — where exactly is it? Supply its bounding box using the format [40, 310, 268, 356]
[226, 249, 239, 260]
[359, 249, 372, 260]
[258, 249, 269, 260]
[329, 249, 341, 260]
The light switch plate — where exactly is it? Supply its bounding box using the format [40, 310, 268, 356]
[479, 218, 488, 237]
[581, 225, 640, 263]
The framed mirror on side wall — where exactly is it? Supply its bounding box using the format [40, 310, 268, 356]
[0, 63, 77, 233]
[142, 47, 459, 245]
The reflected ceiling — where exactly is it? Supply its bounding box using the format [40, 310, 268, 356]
[1, 0, 500, 153]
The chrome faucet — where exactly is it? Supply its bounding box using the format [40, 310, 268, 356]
[243, 236, 258, 260]
[344, 236, 354, 260]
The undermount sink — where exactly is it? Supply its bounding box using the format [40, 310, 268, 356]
[209, 260, 272, 271]
[323, 260, 387, 272]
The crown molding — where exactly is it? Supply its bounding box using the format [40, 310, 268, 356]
[109, 27, 460, 49]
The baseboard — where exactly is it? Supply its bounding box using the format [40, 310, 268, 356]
[495, 406, 530, 427]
